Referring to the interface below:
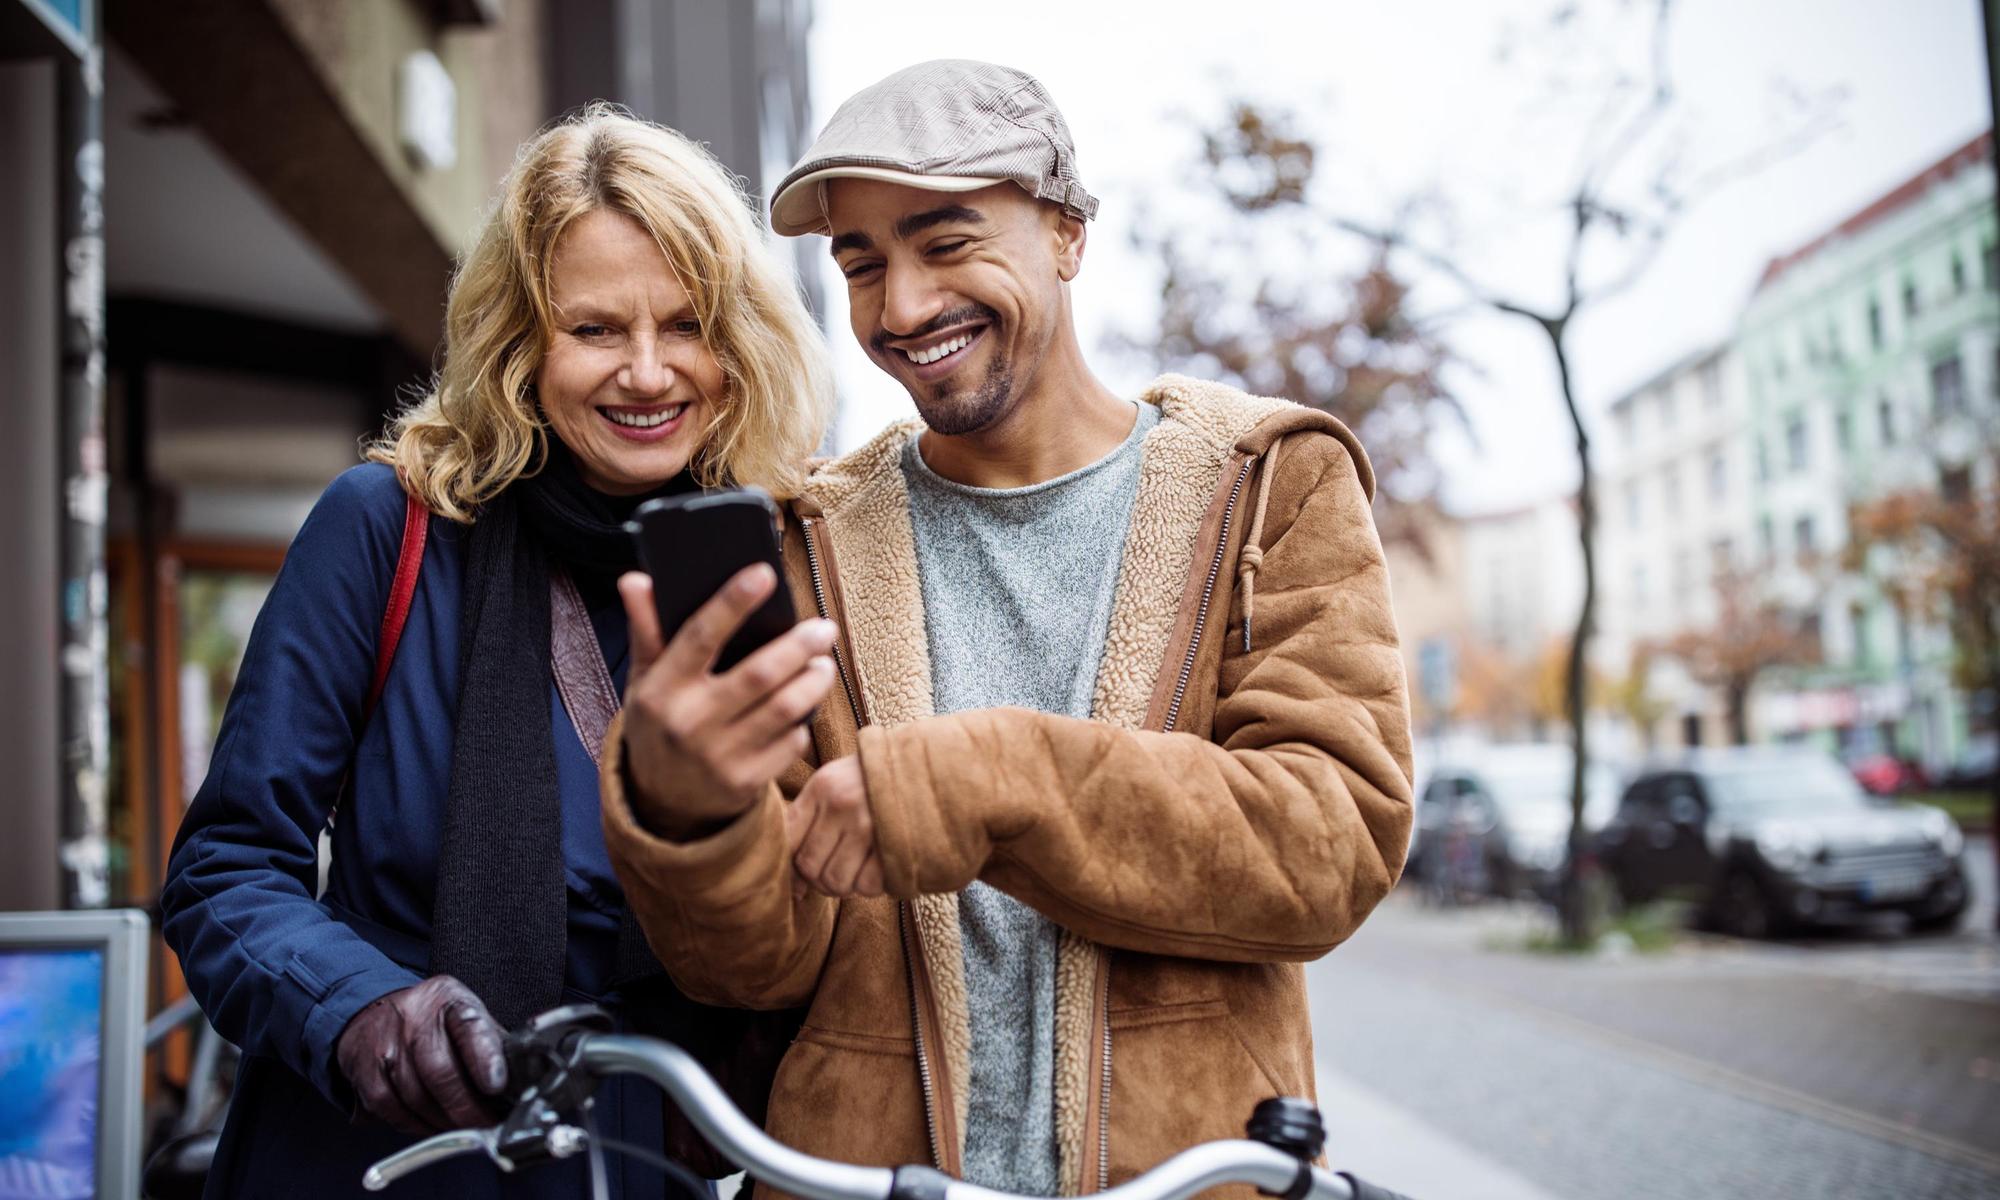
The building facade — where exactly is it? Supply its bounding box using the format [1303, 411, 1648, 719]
[1734, 131, 1997, 769]
[1597, 345, 1759, 748]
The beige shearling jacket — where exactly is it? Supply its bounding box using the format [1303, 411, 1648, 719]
[601, 375, 1415, 1198]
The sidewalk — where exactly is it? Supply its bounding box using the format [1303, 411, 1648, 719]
[1312, 1066, 1566, 1200]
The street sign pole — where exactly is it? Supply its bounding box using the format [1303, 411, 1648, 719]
[55, 18, 107, 908]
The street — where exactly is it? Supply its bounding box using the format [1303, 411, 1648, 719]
[1307, 837, 2000, 1200]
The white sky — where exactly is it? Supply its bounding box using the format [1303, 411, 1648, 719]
[802, 0, 1990, 515]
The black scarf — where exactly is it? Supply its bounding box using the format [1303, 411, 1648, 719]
[428, 437, 697, 1028]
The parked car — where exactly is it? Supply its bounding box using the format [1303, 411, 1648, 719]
[1596, 747, 1969, 938]
[1936, 734, 1997, 792]
[1408, 745, 1622, 902]
[1844, 751, 1930, 797]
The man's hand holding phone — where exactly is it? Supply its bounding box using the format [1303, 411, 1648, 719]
[617, 563, 838, 841]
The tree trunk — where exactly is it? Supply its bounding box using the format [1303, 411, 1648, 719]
[1548, 323, 1597, 946]
[1726, 681, 1751, 745]
[1989, 766, 1999, 934]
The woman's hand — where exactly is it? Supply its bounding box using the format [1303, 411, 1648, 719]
[335, 975, 507, 1134]
[618, 564, 838, 840]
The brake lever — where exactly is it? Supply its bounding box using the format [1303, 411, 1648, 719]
[361, 1004, 615, 1190]
[362, 1127, 509, 1191]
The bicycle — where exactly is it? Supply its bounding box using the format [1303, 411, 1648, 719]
[364, 1005, 1416, 1200]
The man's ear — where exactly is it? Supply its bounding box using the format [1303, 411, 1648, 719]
[1053, 210, 1087, 282]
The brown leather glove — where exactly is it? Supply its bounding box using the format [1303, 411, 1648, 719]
[334, 975, 509, 1134]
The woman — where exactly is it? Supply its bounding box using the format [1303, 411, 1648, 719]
[161, 106, 832, 1198]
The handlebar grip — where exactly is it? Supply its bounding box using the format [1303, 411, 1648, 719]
[1336, 1172, 1416, 1200]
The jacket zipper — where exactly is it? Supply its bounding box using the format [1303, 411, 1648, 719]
[1082, 453, 1257, 1190]
[798, 516, 864, 723]
[897, 903, 950, 1171]
[1096, 972, 1113, 1192]
[1162, 456, 1256, 734]
[803, 512, 949, 1170]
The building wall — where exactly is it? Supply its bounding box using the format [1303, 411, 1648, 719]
[1383, 515, 1469, 730]
[106, 0, 561, 356]
[0, 59, 61, 911]
[263, 0, 550, 257]
[1600, 348, 1756, 661]
[1459, 498, 1583, 664]
[1597, 346, 1758, 746]
[1735, 141, 1998, 766]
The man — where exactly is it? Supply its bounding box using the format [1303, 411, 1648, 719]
[602, 60, 1413, 1198]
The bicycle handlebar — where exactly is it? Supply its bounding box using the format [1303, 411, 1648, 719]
[363, 1009, 1411, 1200]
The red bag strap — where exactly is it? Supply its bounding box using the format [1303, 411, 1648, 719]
[365, 491, 430, 718]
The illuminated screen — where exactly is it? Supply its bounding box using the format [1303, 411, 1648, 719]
[0, 949, 103, 1199]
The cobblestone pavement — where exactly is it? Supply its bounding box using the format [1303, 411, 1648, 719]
[1307, 869, 2000, 1200]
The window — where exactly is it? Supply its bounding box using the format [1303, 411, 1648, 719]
[1707, 450, 1727, 500]
[1826, 325, 1843, 365]
[1835, 406, 1853, 451]
[1672, 548, 1693, 604]
[1986, 242, 1997, 291]
[1903, 278, 1920, 318]
[1951, 254, 1967, 296]
[1878, 395, 1896, 445]
[1850, 602, 1871, 669]
[1756, 436, 1771, 483]
[1662, 464, 1681, 511]
[1932, 355, 1965, 416]
[1659, 388, 1677, 429]
[1616, 406, 1636, 447]
[1710, 536, 1734, 573]
[1625, 482, 1642, 530]
[1794, 514, 1817, 559]
[1785, 413, 1809, 473]
[1942, 465, 1972, 503]
[1700, 363, 1723, 409]
[1868, 298, 1884, 348]
[1633, 565, 1648, 606]
[1759, 515, 1776, 561]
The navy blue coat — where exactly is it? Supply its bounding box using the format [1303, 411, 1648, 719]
[162, 464, 689, 1198]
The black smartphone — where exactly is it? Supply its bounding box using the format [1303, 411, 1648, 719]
[626, 487, 797, 673]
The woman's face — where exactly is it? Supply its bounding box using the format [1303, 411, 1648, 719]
[537, 208, 725, 494]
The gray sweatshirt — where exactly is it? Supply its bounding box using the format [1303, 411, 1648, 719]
[899, 403, 1160, 1193]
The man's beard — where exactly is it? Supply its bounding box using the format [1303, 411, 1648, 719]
[871, 303, 1014, 436]
[911, 352, 1014, 436]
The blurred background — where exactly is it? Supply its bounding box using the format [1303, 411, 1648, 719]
[1, 1, 1996, 1197]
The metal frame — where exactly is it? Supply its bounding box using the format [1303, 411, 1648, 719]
[0, 907, 149, 1200]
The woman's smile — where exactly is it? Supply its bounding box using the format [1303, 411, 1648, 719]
[597, 401, 690, 442]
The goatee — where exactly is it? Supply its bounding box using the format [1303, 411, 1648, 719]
[913, 354, 1013, 436]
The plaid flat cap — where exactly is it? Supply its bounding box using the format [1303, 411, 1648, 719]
[770, 59, 1099, 237]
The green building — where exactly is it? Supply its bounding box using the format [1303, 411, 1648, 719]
[1734, 130, 1997, 770]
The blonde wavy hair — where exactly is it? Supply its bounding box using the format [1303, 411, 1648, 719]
[368, 104, 832, 522]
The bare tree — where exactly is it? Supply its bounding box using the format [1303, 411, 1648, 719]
[1174, 0, 1840, 941]
[1116, 177, 1466, 556]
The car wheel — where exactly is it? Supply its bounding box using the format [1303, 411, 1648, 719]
[1719, 872, 1780, 940]
[1908, 867, 1969, 935]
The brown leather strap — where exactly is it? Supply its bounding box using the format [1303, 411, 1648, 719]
[549, 568, 620, 764]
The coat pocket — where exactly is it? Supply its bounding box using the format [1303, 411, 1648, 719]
[1105, 1002, 1276, 1189]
